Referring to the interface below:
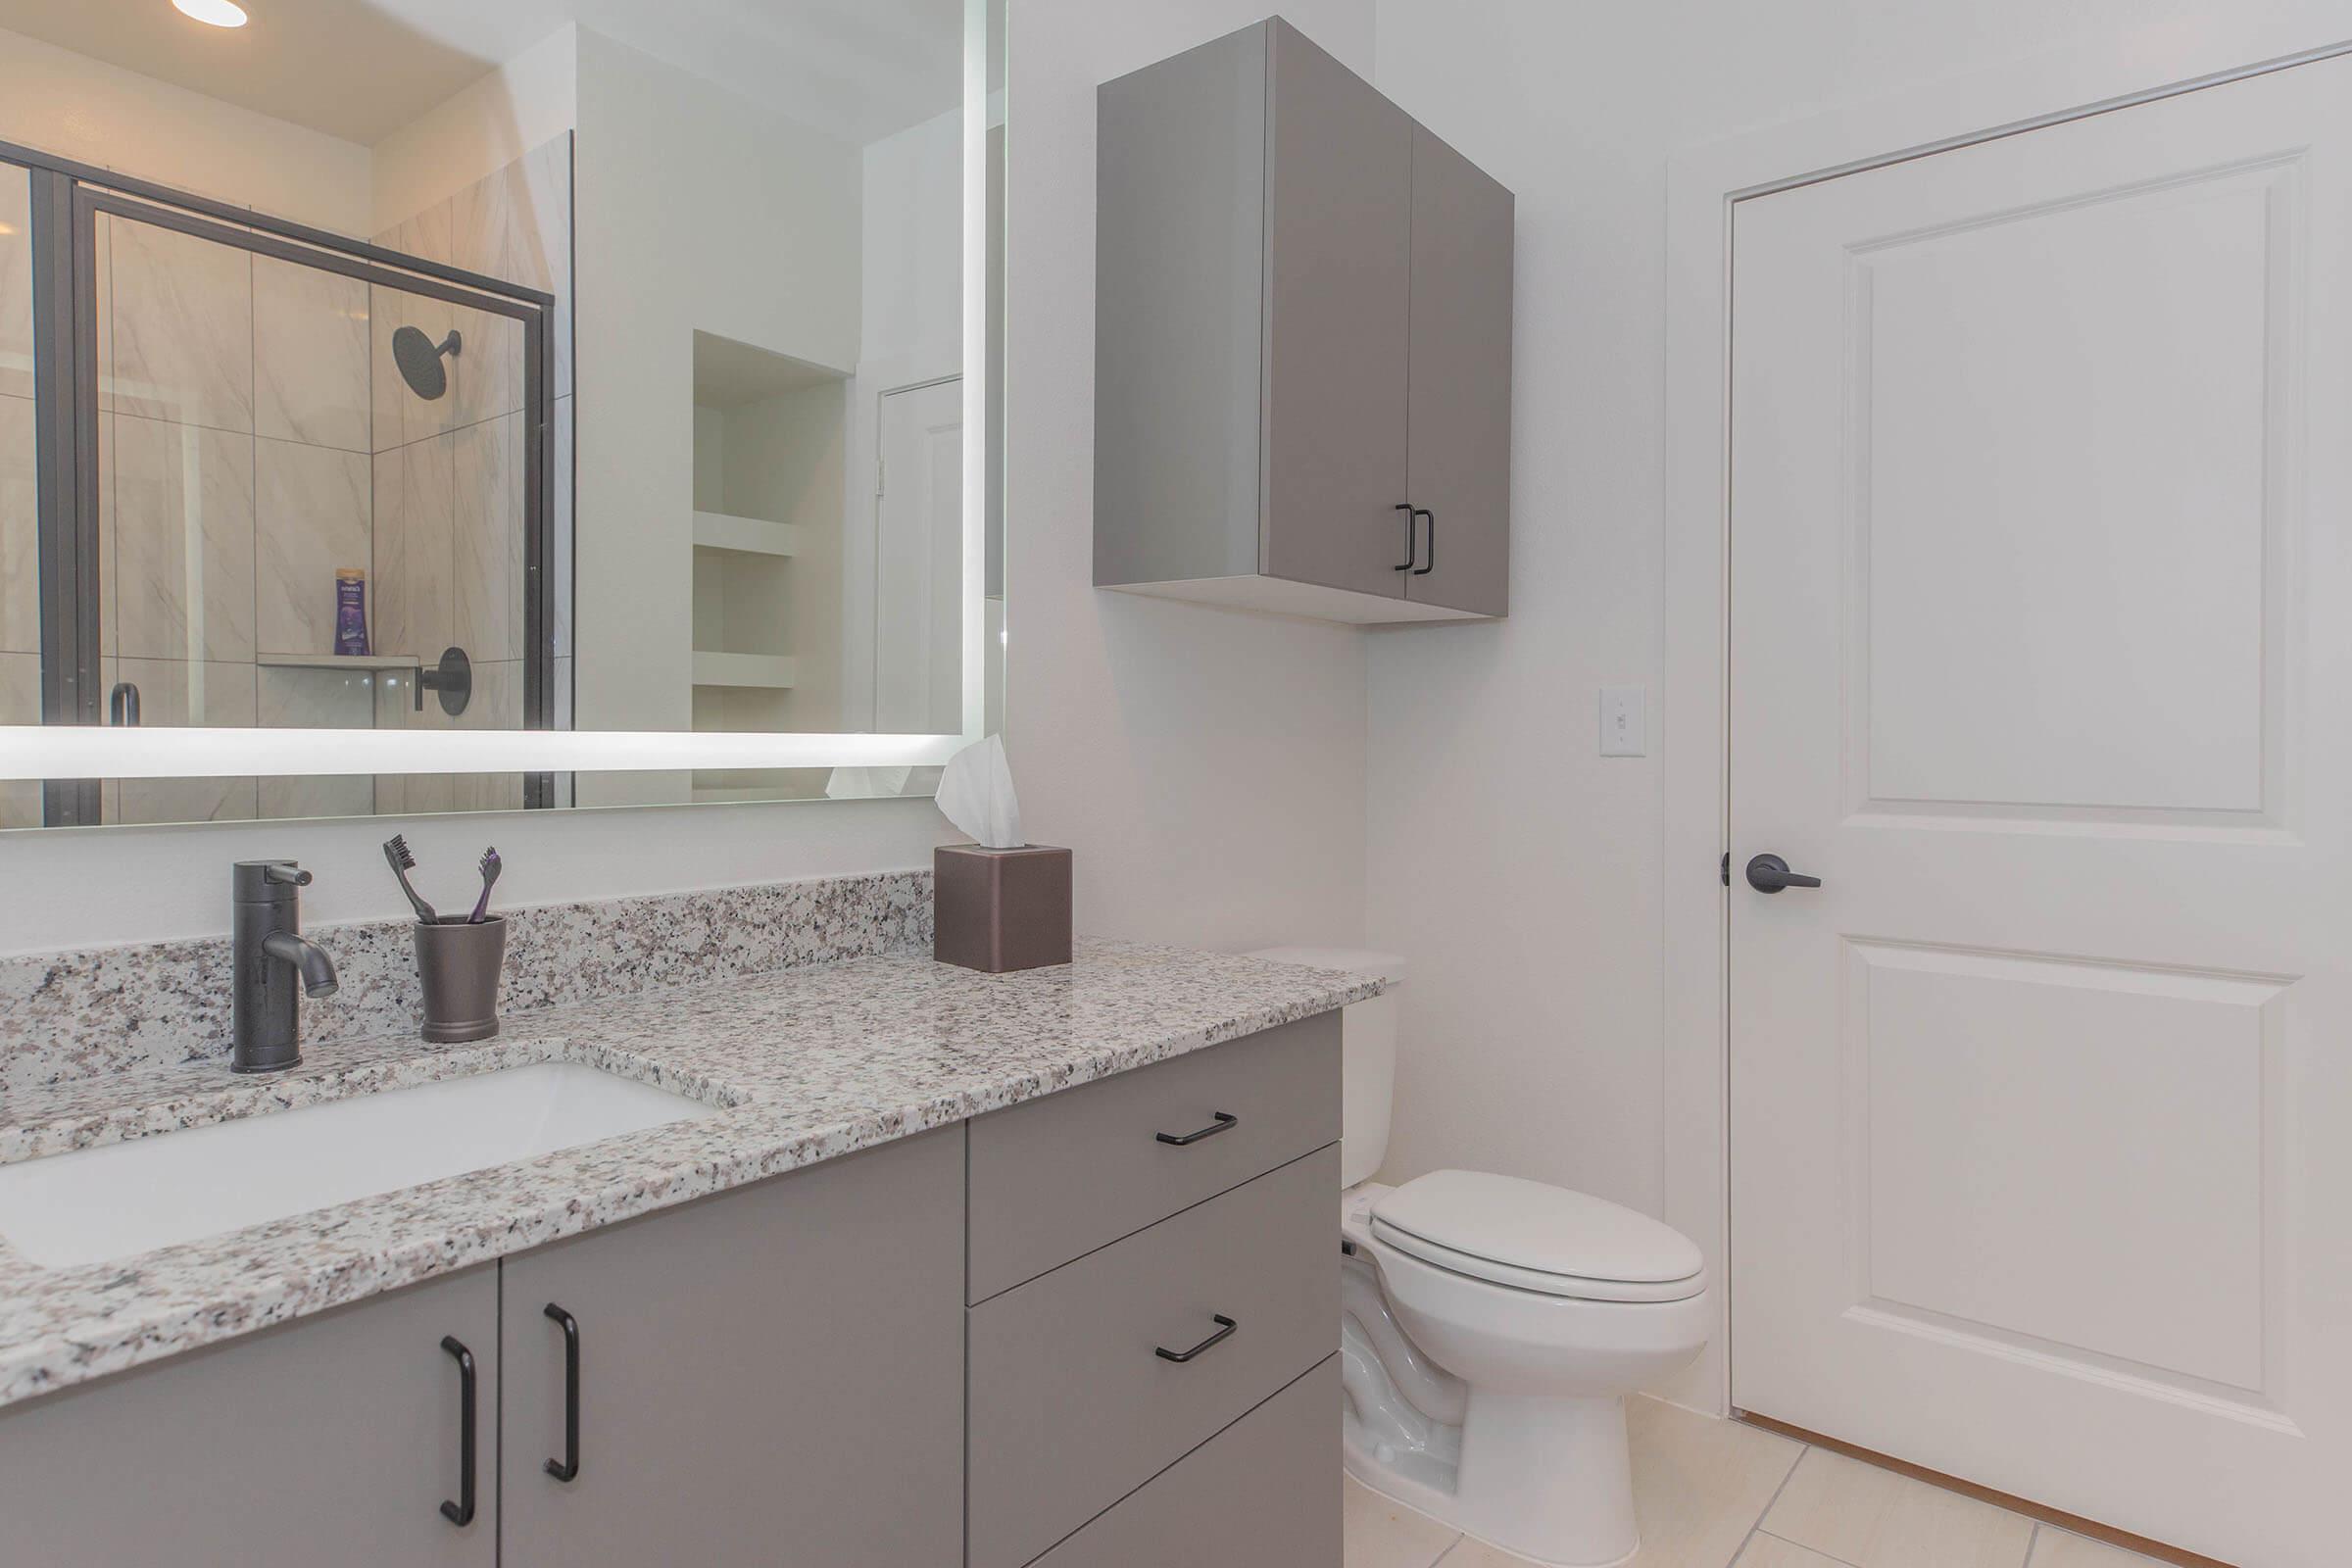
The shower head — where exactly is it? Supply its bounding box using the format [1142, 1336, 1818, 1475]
[391, 325, 462, 401]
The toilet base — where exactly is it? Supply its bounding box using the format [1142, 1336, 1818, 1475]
[1343, 1297, 1642, 1567]
[1343, 1436, 1640, 1568]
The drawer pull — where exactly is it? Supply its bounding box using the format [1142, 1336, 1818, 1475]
[1155, 1111, 1238, 1147]
[1155, 1313, 1238, 1363]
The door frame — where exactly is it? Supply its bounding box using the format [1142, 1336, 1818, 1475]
[1657, 11, 2352, 1417]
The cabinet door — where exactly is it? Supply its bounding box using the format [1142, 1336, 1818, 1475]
[0, 1268, 497, 1568]
[1404, 124, 1514, 614]
[500, 1128, 965, 1568]
[1260, 19, 1413, 600]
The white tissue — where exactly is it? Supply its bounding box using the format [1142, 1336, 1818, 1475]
[937, 735, 1023, 848]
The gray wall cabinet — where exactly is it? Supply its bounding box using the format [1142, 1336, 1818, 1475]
[1095, 18, 1514, 624]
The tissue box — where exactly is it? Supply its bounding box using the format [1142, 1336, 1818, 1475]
[934, 844, 1072, 973]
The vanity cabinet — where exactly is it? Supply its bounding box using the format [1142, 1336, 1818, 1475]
[966, 1013, 1342, 1568]
[1094, 17, 1514, 623]
[499, 1128, 964, 1568]
[0, 1131, 960, 1568]
[0, 1020, 1341, 1568]
[0, 1267, 500, 1568]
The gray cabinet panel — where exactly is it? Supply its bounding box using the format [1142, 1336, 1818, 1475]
[1259, 19, 1413, 601]
[1405, 125, 1515, 614]
[967, 1146, 1338, 1568]
[1094, 24, 1268, 590]
[966, 1012, 1340, 1302]
[1028, 1358, 1342, 1568]
[500, 1128, 964, 1568]
[0, 1267, 497, 1568]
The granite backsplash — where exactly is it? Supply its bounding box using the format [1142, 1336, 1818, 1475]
[0, 869, 933, 1095]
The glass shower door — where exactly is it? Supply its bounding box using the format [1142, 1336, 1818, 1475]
[0, 161, 38, 827]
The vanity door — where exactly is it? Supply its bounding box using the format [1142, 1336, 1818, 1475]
[0, 1266, 498, 1568]
[499, 1127, 965, 1568]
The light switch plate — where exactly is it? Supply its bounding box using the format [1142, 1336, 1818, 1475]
[1599, 685, 1646, 757]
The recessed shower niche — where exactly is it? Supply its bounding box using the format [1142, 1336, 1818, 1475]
[689, 330, 850, 802]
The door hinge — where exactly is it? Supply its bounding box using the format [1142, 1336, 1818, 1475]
[1721, 852, 1730, 887]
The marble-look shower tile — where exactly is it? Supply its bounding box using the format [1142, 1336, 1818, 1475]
[373, 433, 456, 659]
[0, 652, 39, 829]
[256, 663, 378, 819]
[0, 171, 32, 401]
[448, 168, 514, 284]
[253, 255, 370, 453]
[255, 437, 370, 657]
[109, 215, 253, 433]
[371, 282, 457, 452]
[0, 395, 36, 655]
[511, 135, 573, 396]
[394, 204, 453, 269]
[111, 657, 259, 824]
[449, 658, 524, 814]
[111, 414, 256, 663]
[552, 395, 572, 655]
[454, 413, 523, 661]
[452, 303, 523, 428]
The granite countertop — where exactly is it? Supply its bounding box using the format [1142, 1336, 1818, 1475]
[0, 939, 1378, 1410]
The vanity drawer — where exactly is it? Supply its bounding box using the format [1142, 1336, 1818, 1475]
[1026, 1357, 1340, 1568]
[966, 1145, 1337, 1568]
[967, 1010, 1339, 1301]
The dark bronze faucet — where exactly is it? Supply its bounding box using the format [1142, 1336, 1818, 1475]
[231, 860, 339, 1073]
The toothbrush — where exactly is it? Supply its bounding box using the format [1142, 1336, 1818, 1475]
[467, 847, 502, 924]
[383, 834, 439, 924]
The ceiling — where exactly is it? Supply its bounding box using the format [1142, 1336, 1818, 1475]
[0, 0, 966, 147]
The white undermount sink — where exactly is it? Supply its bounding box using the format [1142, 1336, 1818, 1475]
[0, 1062, 718, 1269]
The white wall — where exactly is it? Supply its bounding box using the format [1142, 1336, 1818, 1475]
[860, 107, 963, 369]
[0, 24, 371, 234]
[1361, 0, 2352, 1406]
[371, 24, 579, 234]
[1004, 0, 1378, 955]
[570, 25, 860, 784]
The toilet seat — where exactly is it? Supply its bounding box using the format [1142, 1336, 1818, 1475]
[1370, 1170, 1706, 1304]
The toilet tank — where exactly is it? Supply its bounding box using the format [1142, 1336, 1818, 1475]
[1247, 947, 1406, 1187]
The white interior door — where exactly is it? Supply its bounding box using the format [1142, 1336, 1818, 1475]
[872, 377, 962, 733]
[1729, 55, 2352, 1567]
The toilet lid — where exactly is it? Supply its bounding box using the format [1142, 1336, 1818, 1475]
[1370, 1170, 1705, 1302]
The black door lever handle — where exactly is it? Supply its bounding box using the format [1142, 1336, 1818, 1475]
[1744, 854, 1822, 894]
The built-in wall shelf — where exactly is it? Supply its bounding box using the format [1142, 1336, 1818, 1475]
[257, 653, 419, 671]
[693, 511, 804, 559]
[691, 651, 798, 689]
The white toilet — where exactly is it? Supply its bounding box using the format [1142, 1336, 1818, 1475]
[1250, 949, 1710, 1568]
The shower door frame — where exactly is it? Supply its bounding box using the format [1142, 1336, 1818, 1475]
[6, 136, 561, 822]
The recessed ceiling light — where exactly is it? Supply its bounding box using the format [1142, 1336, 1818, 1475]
[172, 0, 249, 27]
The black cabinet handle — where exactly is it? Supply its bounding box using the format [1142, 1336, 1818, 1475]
[1744, 853, 1823, 894]
[544, 1303, 581, 1483]
[1393, 503, 1417, 571]
[1411, 508, 1435, 575]
[1155, 1314, 1238, 1363]
[1155, 1111, 1238, 1146]
[439, 1336, 477, 1528]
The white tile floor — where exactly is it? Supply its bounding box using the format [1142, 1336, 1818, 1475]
[1345, 1396, 2172, 1568]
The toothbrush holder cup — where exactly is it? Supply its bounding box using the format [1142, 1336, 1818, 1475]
[415, 915, 508, 1043]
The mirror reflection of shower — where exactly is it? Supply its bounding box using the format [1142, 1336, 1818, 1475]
[391, 324, 462, 400]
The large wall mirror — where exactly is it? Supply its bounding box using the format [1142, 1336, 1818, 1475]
[0, 0, 1004, 827]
